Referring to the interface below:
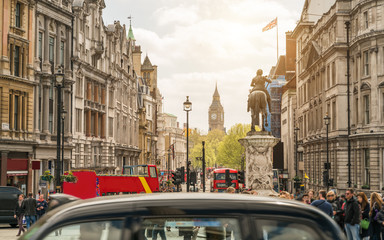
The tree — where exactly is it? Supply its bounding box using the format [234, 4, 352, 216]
[189, 129, 225, 168]
[217, 124, 250, 169]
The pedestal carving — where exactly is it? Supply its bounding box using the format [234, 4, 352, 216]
[239, 132, 279, 196]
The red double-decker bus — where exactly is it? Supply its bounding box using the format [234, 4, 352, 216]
[210, 168, 239, 192]
[63, 164, 159, 199]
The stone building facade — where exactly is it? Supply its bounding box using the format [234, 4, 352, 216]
[292, 0, 384, 192]
[0, 0, 37, 195]
[71, 0, 140, 175]
[33, 0, 73, 194]
[157, 113, 186, 172]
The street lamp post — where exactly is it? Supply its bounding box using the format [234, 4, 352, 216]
[202, 141, 206, 193]
[324, 113, 330, 192]
[55, 67, 64, 192]
[294, 127, 300, 192]
[183, 96, 192, 192]
[61, 108, 67, 175]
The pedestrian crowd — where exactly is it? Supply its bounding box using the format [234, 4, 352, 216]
[226, 186, 384, 240]
[13, 192, 48, 237]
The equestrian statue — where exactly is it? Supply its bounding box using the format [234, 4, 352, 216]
[247, 69, 272, 132]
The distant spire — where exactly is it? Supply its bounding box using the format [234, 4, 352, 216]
[213, 81, 220, 97]
[128, 15, 135, 40]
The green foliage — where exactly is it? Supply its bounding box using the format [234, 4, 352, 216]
[361, 185, 370, 189]
[189, 129, 225, 168]
[216, 124, 249, 169]
[40, 170, 53, 183]
[61, 171, 78, 183]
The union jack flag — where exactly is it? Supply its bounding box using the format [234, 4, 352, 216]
[262, 18, 277, 32]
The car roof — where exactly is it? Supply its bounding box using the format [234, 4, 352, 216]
[24, 193, 344, 240]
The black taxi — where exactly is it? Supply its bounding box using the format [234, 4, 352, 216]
[20, 193, 346, 240]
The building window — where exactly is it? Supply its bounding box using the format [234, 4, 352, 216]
[327, 65, 330, 89]
[331, 62, 336, 86]
[76, 109, 82, 133]
[15, 3, 21, 28]
[91, 112, 95, 136]
[49, 79, 54, 133]
[60, 41, 64, 66]
[75, 77, 82, 97]
[355, 97, 359, 125]
[364, 149, 370, 186]
[14, 95, 19, 130]
[364, 11, 368, 29]
[332, 101, 336, 130]
[14, 46, 20, 77]
[49, 37, 54, 64]
[38, 32, 43, 60]
[109, 90, 114, 107]
[364, 95, 370, 124]
[363, 51, 369, 76]
[108, 117, 113, 137]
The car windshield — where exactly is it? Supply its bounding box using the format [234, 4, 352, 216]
[141, 217, 242, 240]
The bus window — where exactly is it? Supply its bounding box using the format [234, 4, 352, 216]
[123, 166, 148, 176]
[215, 173, 237, 180]
[149, 167, 157, 178]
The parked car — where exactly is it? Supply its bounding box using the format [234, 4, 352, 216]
[0, 186, 22, 228]
[20, 193, 346, 240]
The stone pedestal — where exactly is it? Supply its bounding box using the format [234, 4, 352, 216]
[239, 132, 280, 196]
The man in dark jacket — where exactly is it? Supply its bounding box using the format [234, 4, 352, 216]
[344, 188, 361, 240]
[24, 193, 37, 229]
[311, 190, 333, 217]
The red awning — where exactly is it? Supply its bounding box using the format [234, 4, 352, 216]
[7, 159, 28, 171]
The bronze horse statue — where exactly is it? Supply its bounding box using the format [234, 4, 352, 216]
[247, 90, 268, 132]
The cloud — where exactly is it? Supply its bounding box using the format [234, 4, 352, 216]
[103, 0, 305, 131]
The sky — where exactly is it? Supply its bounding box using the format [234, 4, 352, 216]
[103, 0, 306, 133]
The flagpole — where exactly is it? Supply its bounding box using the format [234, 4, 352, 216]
[276, 17, 279, 62]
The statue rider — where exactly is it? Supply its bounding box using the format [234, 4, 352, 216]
[250, 69, 272, 113]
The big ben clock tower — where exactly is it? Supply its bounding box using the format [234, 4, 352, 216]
[209, 83, 224, 132]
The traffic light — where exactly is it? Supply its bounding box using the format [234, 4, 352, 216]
[180, 167, 185, 183]
[328, 178, 334, 187]
[171, 172, 177, 184]
[225, 169, 232, 187]
[190, 171, 197, 184]
[238, 171, 245, 184]
[323, 171, 329, 186]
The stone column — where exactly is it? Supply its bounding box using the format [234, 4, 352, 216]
[0, 151, 8, 186]
[94, 111, 98, 137]
[27, 153, 33, 194]
[42, 80, 50, 133]
[34, 80, 40, 133]
[56, 23, 61, 68]
[43, 16, 50, 72]
[101, 114, 105, 138]
[239, 132, 279, 196]
[86, 110, 91, 136]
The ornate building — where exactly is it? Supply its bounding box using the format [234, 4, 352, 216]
[208, 84, 225, 132]
[33, 0, 73, 194]
[293, 0, 384, 192]
[134, 46, 162, 165]
[71, 0, 140, 174]
[0, 0, 37, 195]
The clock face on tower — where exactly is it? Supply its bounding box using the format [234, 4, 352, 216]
[211, 113, 217, 120]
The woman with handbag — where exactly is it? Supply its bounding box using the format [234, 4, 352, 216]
[357, 192, 370, 240]
[13, 194, 25, 237]
[369, 192, 383, 240]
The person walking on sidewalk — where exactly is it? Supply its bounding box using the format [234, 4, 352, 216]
[36, 194, 48, 220]
[344, 188, 361, 240]
[14, 194, 25, 236]
[24, 193, 37, 229]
